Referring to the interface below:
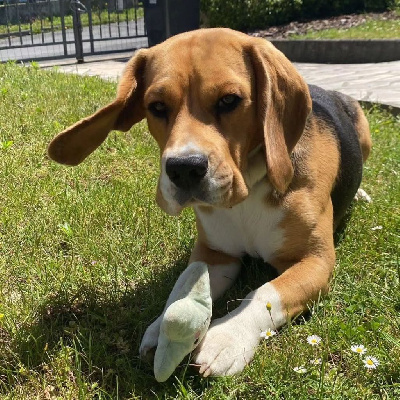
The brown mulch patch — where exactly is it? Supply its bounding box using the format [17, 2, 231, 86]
[249, 11, 400, 39]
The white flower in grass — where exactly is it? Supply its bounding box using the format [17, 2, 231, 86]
[260, 328, 276, 339]
[310, 358, 322, 365]
[363, 356, 379, 369]
[307, 335, 322, 346]
[351, 344, 367, 355]
[293, 366, 307, 374]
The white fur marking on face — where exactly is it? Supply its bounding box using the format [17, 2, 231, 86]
[158, 159, 182, 215]
[163, 141, 203, 159]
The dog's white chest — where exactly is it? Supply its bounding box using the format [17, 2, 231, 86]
[195, 182, 285, 261]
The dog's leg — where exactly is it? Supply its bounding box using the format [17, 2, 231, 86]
[189, 242, 242, 301]
[194, 255, 333, 376]
[139, 243, 241, 360]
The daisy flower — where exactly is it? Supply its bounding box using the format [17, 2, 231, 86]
[260, 328, 276, 339]
[363, 356, 379, 369]
[293, 366, 307, 374]
[351, 344, 367, 355]
[309, 358, 322, 365]
[307, 335, 322, 346]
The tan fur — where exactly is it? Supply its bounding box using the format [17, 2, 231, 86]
[354, 103, 372, 162]
[248, 40, 312, 193]
[189, 239, 239, 267]
[48, 52, 147, 165]
[259, 119, 339, 317]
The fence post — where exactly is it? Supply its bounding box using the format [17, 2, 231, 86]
[60, 0, 68, 56]
[71, 0, 85, 63]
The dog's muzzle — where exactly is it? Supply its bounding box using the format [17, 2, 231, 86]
[165, 154, 208, 191]
[160, 152, 234, 212]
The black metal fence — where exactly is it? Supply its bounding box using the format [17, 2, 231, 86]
[0, 0, 147, 62]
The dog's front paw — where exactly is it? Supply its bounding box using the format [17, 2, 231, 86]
[193, 315, 260, 377]
[139, 316, 162, 362]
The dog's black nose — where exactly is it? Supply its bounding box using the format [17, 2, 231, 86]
[166, 155, 208, 190]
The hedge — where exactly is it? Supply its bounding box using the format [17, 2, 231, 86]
[200, 0, 399, 31]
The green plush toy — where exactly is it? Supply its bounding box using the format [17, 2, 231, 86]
[154, 262, 212, 382]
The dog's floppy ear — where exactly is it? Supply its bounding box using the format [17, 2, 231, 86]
[248, 40, 312, 194]
[48, 50, 148, 165]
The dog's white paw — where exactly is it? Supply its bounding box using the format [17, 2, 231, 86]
[193, 314, 260, 377]
[139, 316, 162, 360]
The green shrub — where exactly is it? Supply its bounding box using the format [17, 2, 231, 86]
[201, 0, 398, 31]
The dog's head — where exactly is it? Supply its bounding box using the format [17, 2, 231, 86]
[48, 28, 311, 215]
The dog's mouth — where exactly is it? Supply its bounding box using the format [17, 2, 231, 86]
[175, 191, 200, 207]
[173, 177, 232, 207]
[158, 167, 235, 215]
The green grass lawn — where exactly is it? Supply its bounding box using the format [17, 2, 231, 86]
[292, 16, 400, 39]
[0, 62, 399, 399]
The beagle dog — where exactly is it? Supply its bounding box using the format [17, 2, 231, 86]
[48, 28, 372, 377]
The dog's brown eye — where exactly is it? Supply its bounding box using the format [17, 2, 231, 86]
[217, 94, 241, 114]
[148, 101, 168, 118]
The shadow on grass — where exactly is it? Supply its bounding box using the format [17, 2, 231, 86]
[334, 202, 356, 246]
[9, 252, 281, 397]
[7, 203, 360, 397]
[11, 253, 191, 397]
[9, 196, 358, 398]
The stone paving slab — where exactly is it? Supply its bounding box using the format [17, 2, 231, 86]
[294, 61, 400, 108]
[40, 54, 400, 109]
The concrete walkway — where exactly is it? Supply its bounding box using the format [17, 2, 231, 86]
[40, 52, 400, 109]
[295, 61, 400, 109]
